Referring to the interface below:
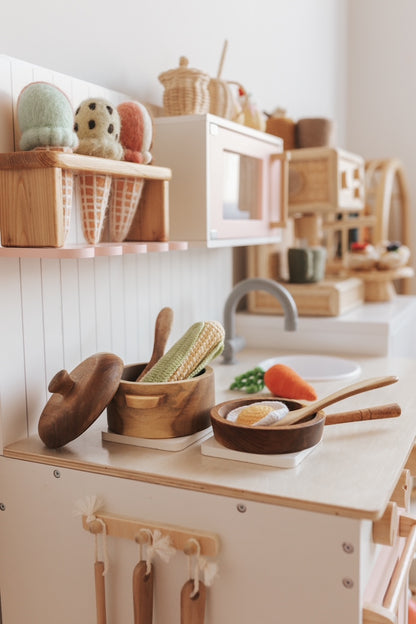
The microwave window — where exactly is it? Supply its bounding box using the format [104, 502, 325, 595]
[223, 151, 262, 220]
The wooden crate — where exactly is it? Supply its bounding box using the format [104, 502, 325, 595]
[288, 147, 365, 214]
[247, 277, 364, 316]
[247, 244, 364, 316]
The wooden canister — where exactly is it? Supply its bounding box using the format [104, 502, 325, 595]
[107, 364, 215, 438]
[266, 115, 296, 150]
[296, 117, 335, 148]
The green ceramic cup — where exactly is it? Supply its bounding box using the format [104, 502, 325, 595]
[288, 247, 327, 283]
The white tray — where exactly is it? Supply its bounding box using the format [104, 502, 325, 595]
[102, 427, 212, 451]
[200, 435, 320, 468]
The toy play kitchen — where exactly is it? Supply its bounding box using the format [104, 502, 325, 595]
[1, 56, 416, 624]
[3, 348, 416, 624]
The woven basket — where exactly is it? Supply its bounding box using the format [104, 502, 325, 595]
[208, 79, 242, 120]
[158, 56, 210, 116]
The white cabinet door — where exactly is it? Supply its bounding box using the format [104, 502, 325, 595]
[0, 456, 364, 624]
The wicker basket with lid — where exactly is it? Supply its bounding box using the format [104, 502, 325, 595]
[158, 56, 210, 116]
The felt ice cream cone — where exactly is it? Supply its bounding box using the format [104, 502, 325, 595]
[73, 98, 122, 245]
[79, 173, 112, 244]
[117, 101, 153, 164]
[109, 176, 144, 242]
[17, 83, 79, 243]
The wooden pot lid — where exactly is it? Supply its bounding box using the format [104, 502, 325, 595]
[38, 352, 124, 448]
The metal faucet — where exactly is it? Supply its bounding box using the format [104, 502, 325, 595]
[222, 277, 298, 364]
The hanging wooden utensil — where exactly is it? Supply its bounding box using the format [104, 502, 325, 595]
[136, 307, 174, 381]
[181, 538, 207, 624]
[181, 579, 206, 624]
[133, 560, 154, 624]
[94, 561, 107, 624]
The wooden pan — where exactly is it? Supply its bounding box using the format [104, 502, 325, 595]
[210, 398, 400, 455]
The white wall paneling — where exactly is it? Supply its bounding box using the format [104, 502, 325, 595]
[0, 57, 233, 450]
[0, 246, 233, 449]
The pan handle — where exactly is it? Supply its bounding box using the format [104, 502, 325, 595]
[325, 403, 401, 425]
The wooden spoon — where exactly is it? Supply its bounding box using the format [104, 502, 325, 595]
[136, 307, 174, 381]
[272, 375, 398, 427]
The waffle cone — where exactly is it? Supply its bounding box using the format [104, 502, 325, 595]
[79, 173, 112, 244]
[61, 169, 74, 241]
[109, 177, 144, 242]
[34, 147, 74, 242]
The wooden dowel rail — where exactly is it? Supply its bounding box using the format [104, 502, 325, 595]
[82, 511, 220, 557]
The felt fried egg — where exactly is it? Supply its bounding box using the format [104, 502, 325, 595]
[227, 401, 289, 427]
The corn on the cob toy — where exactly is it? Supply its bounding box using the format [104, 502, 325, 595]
[17, 81, 78, 242]
[74, 98, 123, 244]
[139, 320, 224, 383]
[108, 101, 153, 242]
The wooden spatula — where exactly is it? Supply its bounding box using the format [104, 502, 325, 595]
[136, 307, 174, 381]
[94, 561, 107, 624]
[133, 560, 153, 624]
[181, 579, 206, 624]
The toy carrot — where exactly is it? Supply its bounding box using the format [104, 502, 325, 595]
[230, 364, 317, 401]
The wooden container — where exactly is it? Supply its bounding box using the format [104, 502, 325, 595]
[296, 117, 335, 148]
[266, 115, 296, 150]
[107, 363, 215, 439]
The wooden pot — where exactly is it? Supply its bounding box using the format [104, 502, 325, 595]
[107, 364, 215, 439]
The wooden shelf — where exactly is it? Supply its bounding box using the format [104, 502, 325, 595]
[0, 151, 173, 249]
[0, 240, 188, 259]
[0, 150, 171, 180]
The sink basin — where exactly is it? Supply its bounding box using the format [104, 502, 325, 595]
[257, 354, 361, 382]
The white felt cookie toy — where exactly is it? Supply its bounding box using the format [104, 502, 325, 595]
[376, 240, 410, 270]
[344, 242, 379, 270]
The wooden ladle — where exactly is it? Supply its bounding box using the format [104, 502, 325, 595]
[136, 307, 174, 381]
[272, 375, 398, 427]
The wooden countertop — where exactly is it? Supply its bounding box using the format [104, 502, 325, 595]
[4, 350, 416, 520]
